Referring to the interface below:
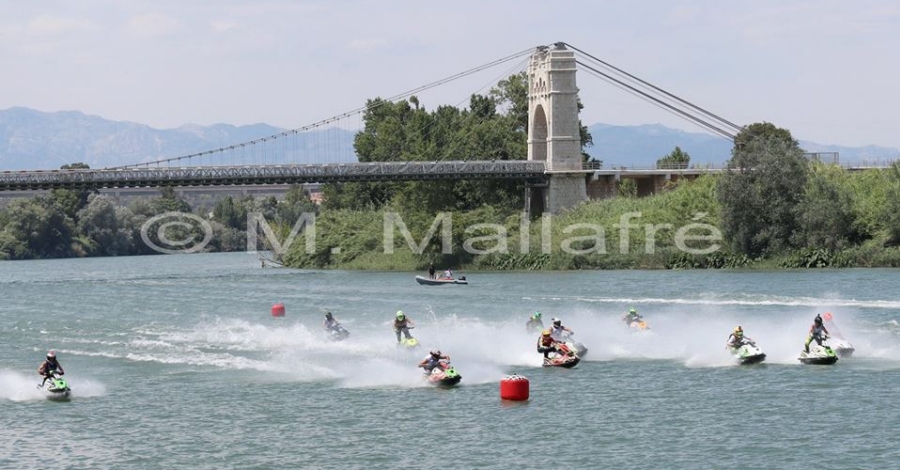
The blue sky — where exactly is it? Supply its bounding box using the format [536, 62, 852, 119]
[2, 1, 898, 148]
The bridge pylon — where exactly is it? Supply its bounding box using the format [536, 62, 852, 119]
[526, 42, 587, 215]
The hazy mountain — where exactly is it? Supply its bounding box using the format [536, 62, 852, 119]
[0, 107, 356, 170]
[585, 123, 733, 167]
[584, 123, 900, 168]
[1, 107, 897, 170]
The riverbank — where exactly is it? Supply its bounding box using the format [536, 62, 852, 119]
[283, 173, 900, 271]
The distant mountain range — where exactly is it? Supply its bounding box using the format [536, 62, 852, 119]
[1, 107, 897, 170]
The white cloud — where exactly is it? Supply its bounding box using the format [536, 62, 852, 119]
[26, 15, 97, 36]
[209, 19, 241, 34]
[125, 13, 181, 38]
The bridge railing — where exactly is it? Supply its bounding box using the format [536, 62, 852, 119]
[584, 158, 898, 172]
[0, 160, 548, 191]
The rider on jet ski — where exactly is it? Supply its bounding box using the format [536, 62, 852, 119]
[726, 326, 754, 348]
[536, 330, 561, 358]
[549, 318, 573, 340]
[623, 307, 642, 324]
[804, 314, 830, 353]
[419, 349, 450, 373]
[323, 311, 342, 332]
[393, 311, 415, 343]
[526, 312, 544, 332]
[38, 350, 65, 386]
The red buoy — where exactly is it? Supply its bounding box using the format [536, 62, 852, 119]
[271, 303, 285, 317]
[500, 374, 529, 401]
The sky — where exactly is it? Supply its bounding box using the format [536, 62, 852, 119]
[2, 0, 899, 149]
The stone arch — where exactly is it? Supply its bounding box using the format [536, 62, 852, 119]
[530, 104, 548, 162]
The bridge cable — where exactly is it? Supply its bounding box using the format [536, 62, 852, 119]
[576, 60, 736, 140]
[116, 47, 537, 169]
[565, 42, 744, 136]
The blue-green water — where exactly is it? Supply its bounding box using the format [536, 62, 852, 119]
[2, 253, 899, 469]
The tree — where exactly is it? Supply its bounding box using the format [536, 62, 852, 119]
[212, 196, 244, 230]
[617, 179, 638, 198]
[718, 123, 809, 257]
[0, 197, 74, 259]
[151, 186, 191, 214]
[51, 163, 94, 224]
[657, 146, 690, 169]
[883, 162, 900, 246]
[793, 164, 856, 251]
[76, 194, 132, 256]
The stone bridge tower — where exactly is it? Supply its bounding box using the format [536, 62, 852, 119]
[527, 43, 587, 214]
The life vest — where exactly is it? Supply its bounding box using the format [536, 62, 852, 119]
[40, 360, 60, 375]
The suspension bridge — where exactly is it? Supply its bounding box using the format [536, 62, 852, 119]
[0, 41, 842, 212]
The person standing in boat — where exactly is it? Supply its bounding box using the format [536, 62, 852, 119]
[428, 263, 435, 279]
[38, 350, 65, 386]
[393, 311, 415, 343]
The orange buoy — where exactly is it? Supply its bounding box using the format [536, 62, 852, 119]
[500, 374, 529, 401]
[271, 303, 285, 317]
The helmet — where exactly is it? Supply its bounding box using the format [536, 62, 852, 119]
[533, 312, 542, 319]
[814, 315, 823, 325]
[47, 351, 56, 359]
[629, 308, 637, 314]
[325, 311, 333, 319]
[734, 326, 743, 336]
[552, 318, 561, 326]
[396, 311, 405, 319]
[430, 349, 441, 357]
[541, 329, 551, 337]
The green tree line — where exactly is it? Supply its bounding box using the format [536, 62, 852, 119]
[0, 178, 316, 260]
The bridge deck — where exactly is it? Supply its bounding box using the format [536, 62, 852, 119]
[0, 161, 548, 191]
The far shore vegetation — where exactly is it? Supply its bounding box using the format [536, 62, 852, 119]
[2, 73, 899, 269]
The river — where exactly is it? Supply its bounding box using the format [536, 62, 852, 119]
[2, 253, 899, 469]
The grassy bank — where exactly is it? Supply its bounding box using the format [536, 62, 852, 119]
[283, 172, 900, 271]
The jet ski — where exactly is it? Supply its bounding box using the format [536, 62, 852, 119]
[39, 372, 71, 401]
[553, 331, 589, 358]
[821, 312, 854, 357]
[831, 338, 855, 358]
[543, 343, 580, 368]
[424, 360, 462, 387]
[798, 342, 838, 365]
[728, 340, 766, 365]
[398, 337, 420, 349]
[626, 319, 650, 331]
[325, 324, 350, 341]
